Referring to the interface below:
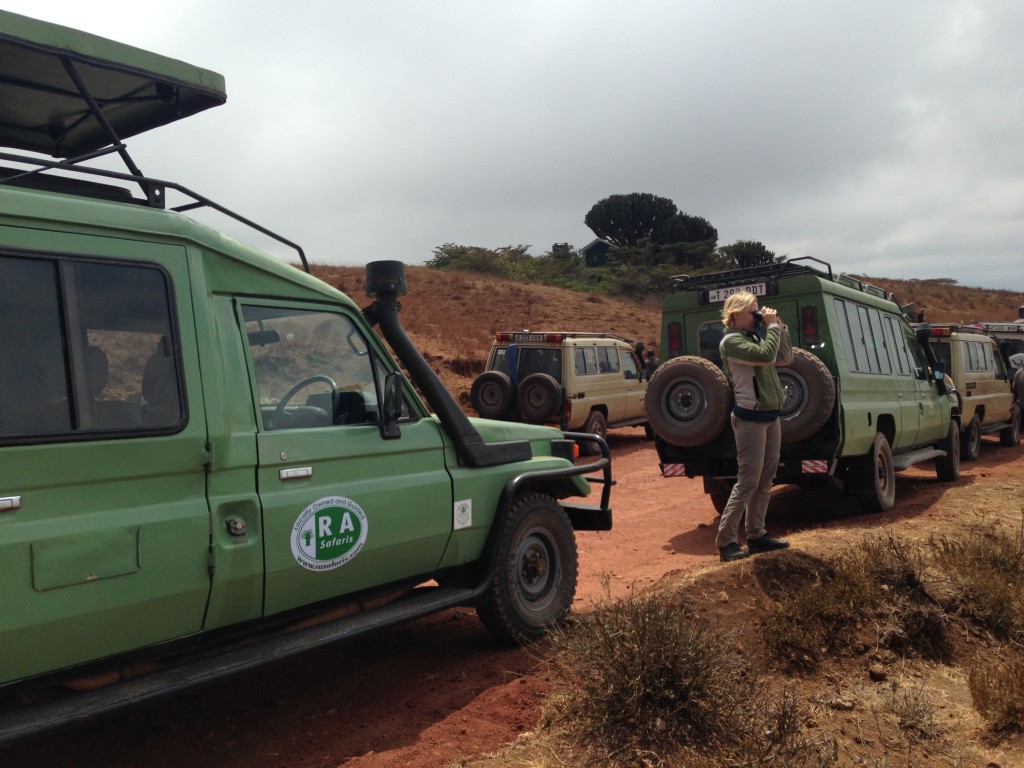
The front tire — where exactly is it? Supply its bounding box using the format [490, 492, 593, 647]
[477, 494, 578, 644]
[580, 410, 607, 456]
[999, 406, 1020, 447]
[858, 433, 895, 513]
[935, 419, 961, 481]
[960, 415, 981, 461]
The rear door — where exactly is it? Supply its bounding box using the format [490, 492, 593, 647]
[0, 248, 210, 685]
[238, 303, 453, 617]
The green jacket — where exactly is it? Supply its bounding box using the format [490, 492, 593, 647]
[720, 324, 793, 413]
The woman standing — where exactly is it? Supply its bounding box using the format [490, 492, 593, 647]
[716, 292, 794, 562]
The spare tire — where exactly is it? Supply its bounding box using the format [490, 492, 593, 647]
[470, 371, 513, 419]
[645, 356, 731, 448]
[778, 348, 836, 444]
[517, 373, 562, 422]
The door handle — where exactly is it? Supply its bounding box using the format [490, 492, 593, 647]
[279, 467, 313, 481]
[1, 496, 22, 512]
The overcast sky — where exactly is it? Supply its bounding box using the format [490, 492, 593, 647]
[6, 1, 1023, 290]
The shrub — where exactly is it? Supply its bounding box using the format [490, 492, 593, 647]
[930, 524, 1024, 642]
[969, 653, 1024, 731]
[542, 589, 748, 766]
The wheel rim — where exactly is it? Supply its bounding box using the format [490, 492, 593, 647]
[514, 527, 559, 609]
[664, 379, 707, 423]
[479, 381, 503, 408]
[874, 442, 894, 499]
[779, 371, 808, 419]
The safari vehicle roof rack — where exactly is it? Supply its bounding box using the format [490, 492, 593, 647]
[669, 256, 834, 292]
[496, 331, 638, 344]
[0, 10, 309, 273]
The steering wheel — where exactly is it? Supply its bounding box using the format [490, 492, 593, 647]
[267, 375, 338, 429]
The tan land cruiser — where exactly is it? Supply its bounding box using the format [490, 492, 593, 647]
[967, 320, 1024, 408]
[470, 332, 650, 448]
[921, 325, 1020, 458]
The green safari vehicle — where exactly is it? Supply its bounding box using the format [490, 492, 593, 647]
[0, 11, 612, 742]
[645, 258, 961, 513]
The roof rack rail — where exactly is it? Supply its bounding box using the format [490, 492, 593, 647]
[669, 256, 833, 292]
[0, 151, 309, 273]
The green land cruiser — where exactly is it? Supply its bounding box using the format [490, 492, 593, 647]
[645, 259, 961, 514]
[0, 11, 612, 742]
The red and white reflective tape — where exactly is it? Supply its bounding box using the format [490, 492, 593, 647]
[801, 460, 829, 474]
[661, 463, 686, 477]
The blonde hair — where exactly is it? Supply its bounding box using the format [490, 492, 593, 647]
[722, 292, 757, 329]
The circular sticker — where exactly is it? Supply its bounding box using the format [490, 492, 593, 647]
[290, 496, 368, 572]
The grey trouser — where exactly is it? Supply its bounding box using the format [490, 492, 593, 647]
[715, 414, 781, 549]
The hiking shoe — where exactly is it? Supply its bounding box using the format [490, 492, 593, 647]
[748, 535, 790, 554]
[719, 542, 750, 562]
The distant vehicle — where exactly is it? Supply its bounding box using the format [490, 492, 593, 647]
[918, 325, 1020, 458]
[0, 10, 612, 743]
[471, 331, 650, 450]
[646, 258, 961, 514]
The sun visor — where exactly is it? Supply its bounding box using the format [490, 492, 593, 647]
[0, 10, 226, 157]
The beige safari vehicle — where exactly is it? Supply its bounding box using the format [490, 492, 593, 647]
[471, 332, 649, 447]
[924, 325, 1020, 459]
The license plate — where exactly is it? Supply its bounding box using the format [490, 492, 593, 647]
[512, 333, 545, 342]
[707, 283, 767, 303]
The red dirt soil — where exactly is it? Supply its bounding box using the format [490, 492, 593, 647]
[4, 428, 1023, 768]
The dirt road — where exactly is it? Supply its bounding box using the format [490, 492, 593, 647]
[4, 429, 1022, 768]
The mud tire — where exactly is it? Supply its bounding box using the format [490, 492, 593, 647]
[516, 373, 561, 422]
[999, 406, 1020, 447]
[477, 494, 578, 644]
[470, 371, 513, 419]
[935, 419, 961, 482]
[645, 356, 731, 448]
[960, 415, 981, 461]
[778, 348, 836, 444]
[858, 433, 895, 513]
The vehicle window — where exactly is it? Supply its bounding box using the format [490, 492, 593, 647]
[885, 316, 912, 377]
[491, 347, 510, 374]
[517, 347, 562, 382]
[0, 254, 181, 440]
[906, 335, 928, 380]
[579, 347, 598, 375]
[619, 349, 641, 380]
[574, 348, 588, 376]
[932, 341, 952, 374]
[867, 310, 892, 374]
[243, 306, 394, 430]
[834, 299, 871, 372]
[699, 322, 726, 365]
[596, 346, 620, 374]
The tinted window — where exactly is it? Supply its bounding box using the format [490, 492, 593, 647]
[699, 321, 726, 364]
[619, 349, 641, 380]
[596, 346, 620, 374]
[0, 255, 181, 440]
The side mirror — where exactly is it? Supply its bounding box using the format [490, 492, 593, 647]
[379, 372, 402, 439]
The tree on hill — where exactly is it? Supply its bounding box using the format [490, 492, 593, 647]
[584, 193, 720, 271]
[719, 240, 780, 269]
[584, 193, 679, 248]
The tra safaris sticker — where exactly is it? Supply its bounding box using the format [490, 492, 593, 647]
[291, 496, 368, 572]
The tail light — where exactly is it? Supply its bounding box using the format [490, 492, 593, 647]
[801, 306, 818, 347]
[668, 321, 682, 357]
